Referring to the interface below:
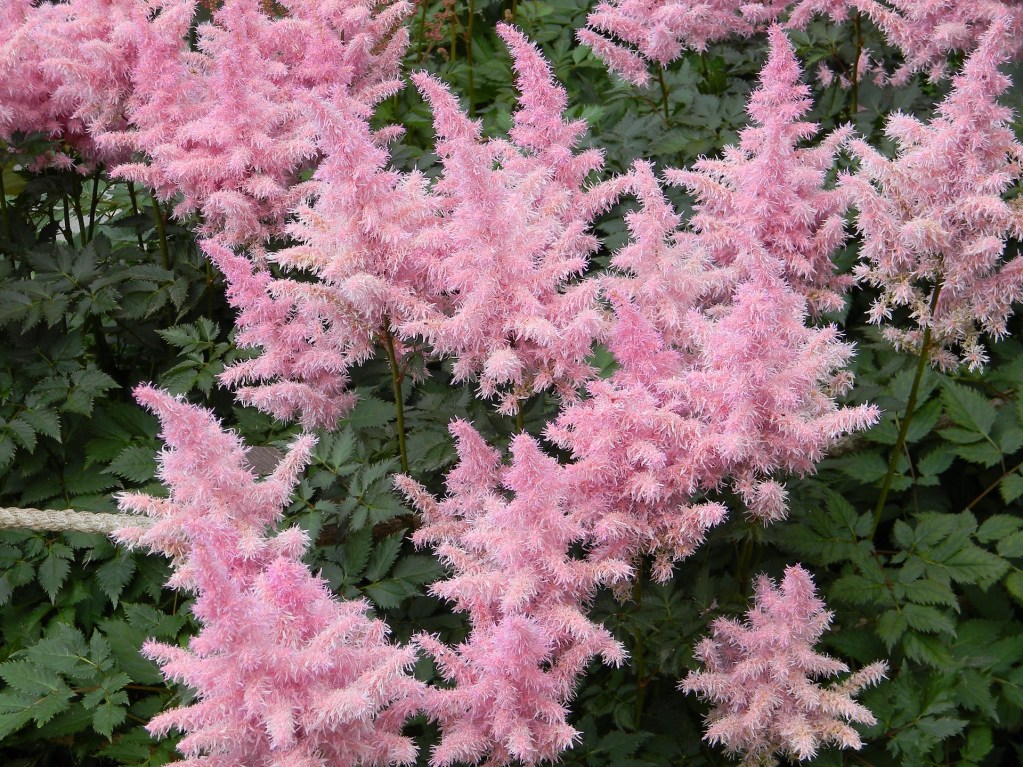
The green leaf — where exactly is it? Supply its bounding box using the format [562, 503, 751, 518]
[96, 554, 136, 607]
[902, 603, 956, 635]
[346, 396, 395, 429]
[38, 549, 71, 601]
[391, 555, 443, 586]
[104, 444, 157, 483]
[943, 545, 1008, 587]
[365, 532, 404, 582]
[341, 527, 373, 581]
[1001, 474, 1023, 504]
[1005, 571, 1023, 604]
[942, 381, 997, 435]
[997, 531, 1023, 558]
[977, 514, 1023, 543]
[876, 609, 908, 647]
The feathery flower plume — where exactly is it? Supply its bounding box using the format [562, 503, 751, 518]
[210, 90, 438, 428]
[664, 25, 853, 315]
[103, 0, 411, 244]
[405, 24, 624, 414]
[577, 0, 854, 86]
[844, 18, 1023, 371]
[0, 0, 166, 169]
[396, 423, 627, 767]
[116, 387, 423, 766]
[682, 565, 887, 766]
[859, 0, 1023, 84]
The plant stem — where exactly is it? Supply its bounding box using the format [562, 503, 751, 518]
[515, 406, 524, 434]
[126, 181, 145, 249]
[86, 170, 102, 244]
[871, 285, 943, 537]
[72, 185, 88, 247]
[632, 561, 648, 729]
[850, 12, 863, 119]
[656, 67, 671, 126]
[62, 194, 73, 244]
[510, 0, 517, 22]
[151, 194, 171, 270]
[0, 166, 10, 241]
[383, 324, 410, 474]
[416, 0, 428, 61]
[966, 457, 1023, 511]
[466, 0, 475, 115]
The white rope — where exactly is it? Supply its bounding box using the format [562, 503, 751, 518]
[0, 507, 154, 534]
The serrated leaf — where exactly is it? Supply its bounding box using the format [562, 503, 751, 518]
[902, 603, 956, 635]
[96, 554, 136, 607]
[831, 452, 888, 482]
[38, 549, 71, 601]
[1001, 474, 1023, 504]
[997, 531, 1023, 558]
[391, 555, 443, 586]
[346, 396, 395, 429]
[362, 579, 413, 609]
[876, 609, 908, 647]
[365, 532, 404, 582]
[342, 527, 373, 580]
[1006, 571, 1023, 604]
[942, 545, 1008, 587]
[977, 514, 1023, 542]
[943, 381, 997, 435]
[104, 444, 157, 483]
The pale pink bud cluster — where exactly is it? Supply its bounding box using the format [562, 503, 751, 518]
[397, 423, 627, 766]
[844, 19, 1023, 371]
[215, 25, 624, 427]
[116, 387, 423, 767]
[682, 565, 887, 766]
[395, 33, 880, 765]
[579, 0, 1022, 87]
[102, 0, 412, 244]
[578, 0, 853, 85]
[0, 0, 156, 169]
[404, 25, 624, 414]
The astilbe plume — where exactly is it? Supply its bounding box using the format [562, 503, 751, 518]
[577, 0, 855, 86]
[0, 0, 160, 169]
[682, 565, 887, 766]
[395, 422, 627, 767]
[103, 0, 411, 244]
[115, 387, 423, 766]
[558, 30, 875, 575]
[664, 25, 853, 315]
[844, 18, 1023, 371]
[858, 0, 1023, 84]
[210, 84, 439, 428]
[406, 25, 624, 414]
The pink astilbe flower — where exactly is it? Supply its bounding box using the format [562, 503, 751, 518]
[665, 25, 854, 315]
[211, 87, 440, 428]
[682, 565, 887, 766]
[0, 0, 162, 169]
[103, 0, 411, 244]
[844, 18, 1023, 371]
[577, 0, 854, 85]
[396, 422, 627, 767]
[116, 387, 423, 766]
[405, 25, 624, 415]
[859, 0, 1023, 84]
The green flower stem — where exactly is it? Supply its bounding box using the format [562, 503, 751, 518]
[150, 194, 171, 271]
[871, 284, 943, 537]
[657, 67, 671, 126]
[0, 166, 10, 241]
[86, 171, 102, 244]
[126, 181, 145, 249]
[383, 325, 410, 474]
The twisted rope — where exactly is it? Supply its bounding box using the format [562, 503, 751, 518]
[0, 507, 154, 534]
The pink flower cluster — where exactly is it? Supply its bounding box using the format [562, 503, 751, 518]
[116, 387, 423, 767]
[844, 19, 1023, 370]
[211, 24, 625, 427]
[682, 565, 887, 765]
[579, 0, 1022, 87]
[395, 30, 879, 764]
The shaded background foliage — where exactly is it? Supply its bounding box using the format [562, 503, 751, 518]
[1, 0, 1022, 765]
